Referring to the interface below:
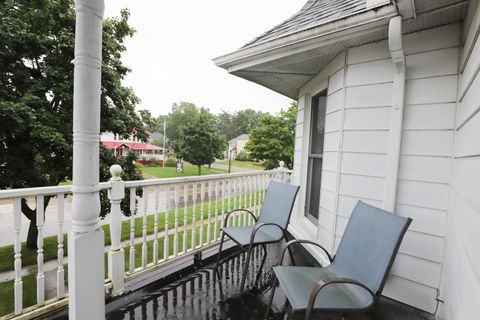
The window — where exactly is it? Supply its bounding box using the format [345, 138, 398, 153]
[305, 93, 326, 222]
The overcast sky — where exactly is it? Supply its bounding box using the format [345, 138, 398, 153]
[104, 1, 306, 116]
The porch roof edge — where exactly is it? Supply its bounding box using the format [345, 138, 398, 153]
[213, 4, 397, 73]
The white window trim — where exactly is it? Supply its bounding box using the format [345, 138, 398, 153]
[296, 79, 328, 237]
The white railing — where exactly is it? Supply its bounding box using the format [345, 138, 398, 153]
[0, 182, 111, 319]
[0, 166, 291, 319]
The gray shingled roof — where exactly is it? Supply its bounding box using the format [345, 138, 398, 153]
[228, 134, 249, 144]
[243, 0, 367, 48]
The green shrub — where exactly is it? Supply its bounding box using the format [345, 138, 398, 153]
[235, 152, 249, 161]
[148, 160, 159, 167]
[165, 158, 177, 167]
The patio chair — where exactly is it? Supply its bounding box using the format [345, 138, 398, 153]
[216, 181, 300, 295]
[265, 201, 412, 320]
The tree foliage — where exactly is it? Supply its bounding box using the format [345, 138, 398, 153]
[175, 110, 226, 175]
[0, 0, 145, 248]
[246, 102, 296, 170]
[216, 109, 263, 140]
[166, 102, 199, 143]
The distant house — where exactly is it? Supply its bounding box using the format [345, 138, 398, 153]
[100, 132, 164, 160]
[226, 134, 249, 159]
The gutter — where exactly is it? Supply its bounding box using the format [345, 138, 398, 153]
[383, 16, 406, 212]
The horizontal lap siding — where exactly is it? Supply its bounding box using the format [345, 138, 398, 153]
[393, 25, 460, 313]
[438, 6, 480, 320]
[338, 46, 393, 252]
[340, 24, 460, 313]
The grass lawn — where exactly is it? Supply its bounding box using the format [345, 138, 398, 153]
[0, 224, 222, 317]
[215, 159, 264, 170]
[0, 191, 259, 273]
[141, 163, 226, 179]
[0, 183, 262, 317]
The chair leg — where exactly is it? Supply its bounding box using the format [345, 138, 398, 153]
[239, 243, 254, 295]
[215, 232, 226, 278]
[253, 245, 268, 288]
[265, 274, 278, 319]
[287, 246, 295, 266]
[283, 235, 296, 266]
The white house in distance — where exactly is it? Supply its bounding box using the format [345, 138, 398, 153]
[215, 0, 480, 319]
[226, 133, 249, 159]
[100, 131, 164, 160]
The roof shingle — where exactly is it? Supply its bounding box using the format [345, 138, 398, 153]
[243, 0, 367, 48]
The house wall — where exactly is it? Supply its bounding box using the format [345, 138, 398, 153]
[438, 2, 480, 319]
[290, 23, 463, 314]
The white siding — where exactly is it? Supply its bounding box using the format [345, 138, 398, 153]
[292, 22, 472, 316]
[438, 5, 480, 320]
[392, 25, 460, 313]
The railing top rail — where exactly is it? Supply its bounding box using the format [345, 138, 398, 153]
[123, 169, 292, 188]
[0, 182, 111, 200]
[0, 169, 293, 199]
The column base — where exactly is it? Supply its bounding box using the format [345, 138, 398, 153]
[68, 228, 105, 320]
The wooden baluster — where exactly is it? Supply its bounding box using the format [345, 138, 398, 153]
[141, 187, 148, 269]
[248, 176, 253, 225]
[36, 196, 45, 305]
[243, 176, 248, 226]
[221, 179, 226, 228]
[253, 175, 258, 218]
[183, 183, 188, 253]
[164, 185, 170, 260]
[174, 184, 179, 257]
[154, 186, 160, 264]
[214, 180, 219, 242]
[57, 193, 65, 298]
[191, 182, 197, 250]
[129, 187, 136, 273]
[13, 198, 22, 315]
[199, 181, 205, 247]
[227, 178, 232, 227]
[207, 181, 212, 243]
[233, 178, 237, 226]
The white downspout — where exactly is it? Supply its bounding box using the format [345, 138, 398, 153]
[384, 16, 406, 212]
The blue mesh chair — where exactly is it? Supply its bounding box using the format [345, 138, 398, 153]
[265, 201, 412, 320]
[216, 181, 299, 295]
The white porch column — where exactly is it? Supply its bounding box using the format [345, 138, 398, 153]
[68, 0, 105, 319]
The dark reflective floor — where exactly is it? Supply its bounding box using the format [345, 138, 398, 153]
[44, 241, 435, 320]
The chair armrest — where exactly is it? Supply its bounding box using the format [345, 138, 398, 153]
[278, 239, 333, 266]
[305, 277, 376, 320]
[223, 209, 257, 227]
[248, 222, 284, 247]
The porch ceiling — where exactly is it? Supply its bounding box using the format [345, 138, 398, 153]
[214, 0, 469, 99]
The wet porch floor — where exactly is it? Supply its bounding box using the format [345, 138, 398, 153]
[44, 241, 435, 320]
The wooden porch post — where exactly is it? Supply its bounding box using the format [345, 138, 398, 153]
[68, 0, 105, 319]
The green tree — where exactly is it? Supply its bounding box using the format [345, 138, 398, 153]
[246, 102, 296, 170]
[166, 102, 199, 143]
[216, 109, 263, 140]
[0, 0, 145, 248]
[176, 110, 226, 175]
[233, 109, 263, 136]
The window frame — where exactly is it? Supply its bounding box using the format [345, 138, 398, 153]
[305, 92, 327, 223]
